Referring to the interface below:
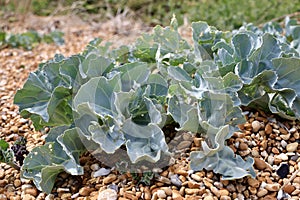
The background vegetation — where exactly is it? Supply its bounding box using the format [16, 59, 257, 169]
[0, 0, 299, 30]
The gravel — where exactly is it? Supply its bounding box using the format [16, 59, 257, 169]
[1, 14, 300, 200]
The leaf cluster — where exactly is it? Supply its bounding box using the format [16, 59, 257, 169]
[0, 30, 64, 50]
[13, 17, 300, 193]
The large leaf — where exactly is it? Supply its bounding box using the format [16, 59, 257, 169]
[124, 122, 169, 163]
[22, 128, 86, 193]
[190, 146, 255, 180]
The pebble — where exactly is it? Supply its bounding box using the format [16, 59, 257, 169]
[161, 187, 172, 196]
[103, 174, 117, 184]
[219, 189, 229, 196]
[24, 188, 38, 197]
[191, 174, 201, 182]
[0, 169, 4, 179]
[265, 183, 280, 191]
[90, 163, 100, 171]
[93, 168, 111, 177]
[60, 193, 72, 199]
[239, 142, 248, 150]
[172, 190, 183, 200]
[220, 196, 231, 200]
[265, 123, 273, 134]
[286, 142, 298, 152]
[276, 153, 289, 161]
[203, 196, 214, 200]
[170, 174, 182, 187]
[79, 187, 94, 196]
[13, 179, 21, 188]
[252, 120, 261, 132]
[276, 163, 289, 178]
[22, 194, 35, 200]
[281, 140, 288, 148]
[247, 178, 260, 188]
[156, 190, 166, 198]
[98, 189, 117, 200]
[283, 184, 296, 194]
[254, 158, 268, 170]
[280, 133, 291, 140]
[257, 188, 268, 197]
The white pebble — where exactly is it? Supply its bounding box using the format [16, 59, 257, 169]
[252, 120, 261, 132]
[93, 168, 111, 177]
[281, 140, 287, 148]
[276, 153, 288, 161]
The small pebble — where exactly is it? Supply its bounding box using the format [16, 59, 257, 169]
[252, 120, 261, 132]
[257, 188, 268, 197]
[286, 142, 298, 152]
[156, 190, 166, 199]
[247, 178, 260, 188]
[170, 174, 182, 187]
[283, 185, 296, 194]
[98, 189, 117, 200]
[265, 183, 280, 191]
[276, 153, 289, 161]
[204, 196, 214, 200]
[281, 140, 288, 148]
[254, 158, 268, 170]
[103, 174, 117, 184]
[90, 163, 100, 171]
[276, 163, 289, 178]
[93, 168, 111, 178]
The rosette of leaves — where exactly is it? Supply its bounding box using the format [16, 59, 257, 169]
[13, 17, 300, 193]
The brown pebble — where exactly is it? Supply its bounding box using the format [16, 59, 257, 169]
[103, 174, 117, 184]
[220, 196, 231, 200]
[219, 189, 229, 196]
[185, 188, 199, 195]
[203, 196, 214, 200]
[210, 186, 220, 197]
[24, 188, 38, 197]
[0, 179, 8, 187]
[0, 169, 4, 179]
[13, 179, 21, 188]
[283, 184, 296, 194]
[271, 147, 279, 154]
[254, 158, 268, 170]
[60, 193, 72, 199]
[191, 174, 202, 182]
[247, 178, 260, 188]
[79, 187, 94, 196]
[248, 186, 257, 194]
[293, 177, 300, 184]
[265, 124, 272, 134]
[187, 181, 201, 189]
[124, 191, 138, 200]
[145, 187, 151, 200]
[193, 138, 202, 147]
[175, 169, 188, 176]
[265, 183, 280, 191]
[172, 190, 184, 200]
[239, 142, 248, 150]
[257, 188, 268, 197]
[22, 194, 35, 200]
[264, 195, 277, 200]
[161, 187, 172, 196]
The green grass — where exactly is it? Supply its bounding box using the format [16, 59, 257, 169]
[1, 0, 299, 30]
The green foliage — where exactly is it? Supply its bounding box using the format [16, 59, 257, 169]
[14, 17, 300, 193]
[0, 30, 64, 50]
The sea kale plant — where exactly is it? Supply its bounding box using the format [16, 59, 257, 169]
[13, 17, 300, 193]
